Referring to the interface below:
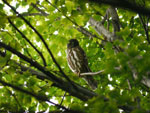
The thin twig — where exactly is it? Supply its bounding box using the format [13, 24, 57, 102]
[31, 3, 49, 16]
[8, 18, 47, 66]
[89, 0, 150, 16]
[138, 14, 150, 44]
[3, 0, 73, 86]
[89, 17, 118, 41]
[45, 0, 102, 40]
[146, 16, 150, 30]
[5, 87, 23, 109]
[107, 7, 120, 33]
[0, 42, 98, 101]
[107, 13, 110, 31]
[9, 13, 48, 18]
[0, 79, 68, 110]
[60, 91, 66, 106]
[77, 27, 104, 40]
[0, 41, 61, 83]
[101, 12, 108, 25]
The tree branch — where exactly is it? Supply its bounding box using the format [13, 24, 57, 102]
[0, 42, 97, 101]
[45, 0, 102, 40]
[0, 41, 61, 83]
[60, 92, 66, 106]
[77, 27, 103, 40]
[9, 13, 48, 18]
[101, 10, 108, 25]
[107, 7, 120, 33]
[31, 3, 49, 16]
[8, 18, 47, 66]
[138, 14, 150, 44]
[1, 55, 144, 113]
[89, 0, 150, 16]
[89, 17, 119, 41]
[80, 70, 104, 76]
[89, 12, 150, 89]
[0, 79, 68, 110]
[5, 87, 23, 110]
[2, 0, 73, 86]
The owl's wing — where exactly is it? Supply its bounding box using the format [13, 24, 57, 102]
[77, 46, 91, 72]
[76, 46, 97, 90]
[67, 45, 90, 73]
[75, 46, 91, 73]
[67, 46, 97, 90]
[67, 47, 77, 73]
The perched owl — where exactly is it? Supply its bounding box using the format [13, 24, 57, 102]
[67, 39, 97, 90]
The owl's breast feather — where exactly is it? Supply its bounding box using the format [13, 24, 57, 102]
[67, 48, 82, 74]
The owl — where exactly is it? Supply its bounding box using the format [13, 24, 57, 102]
[67, 39, 97, 90]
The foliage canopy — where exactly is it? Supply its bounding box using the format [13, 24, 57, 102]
[0, 0, 150, 113]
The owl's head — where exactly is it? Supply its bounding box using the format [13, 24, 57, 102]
[67, 39, 79, 48]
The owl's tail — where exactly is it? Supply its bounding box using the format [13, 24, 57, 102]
[83, 76, 97, 90]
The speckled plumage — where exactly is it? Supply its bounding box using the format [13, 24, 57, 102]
[67, 39, 97, 90]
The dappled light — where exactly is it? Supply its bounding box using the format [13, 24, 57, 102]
[0, 0, 150, 113]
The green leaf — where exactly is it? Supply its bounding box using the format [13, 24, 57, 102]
[65, 1, 75, 13]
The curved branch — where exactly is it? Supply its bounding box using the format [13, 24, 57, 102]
[0, 42, 97, 101]
[0, 79, 68, 110]
[8, 18, 47, 66]
[138, 14, 150, 44]
[9, 13, 48, 18]
[80, 70, 104, 76]
[2, 0, 73, 85]
[45, 0, 102, 40]
[89, 0, 150, 16]
[0, 41, 60, 83]
[31, 3, 49, 16]
[89, 17, 118, 41]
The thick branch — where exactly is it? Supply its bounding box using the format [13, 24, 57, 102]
[0, 42, 97, 101]
[77, 27, 103, 40]
[1, 53, 143, 112]
[2, 0, 72, 85]
[89, 17, 118, 41]
[0, 42, 60, 83]
[16, 62, 98, 101]
[89, 0, 150, 16]
[141, 76, 150, 88]
[15, 62, 50, 80]
[0, 79, 68, 110]
[89, 15, 150, 89]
